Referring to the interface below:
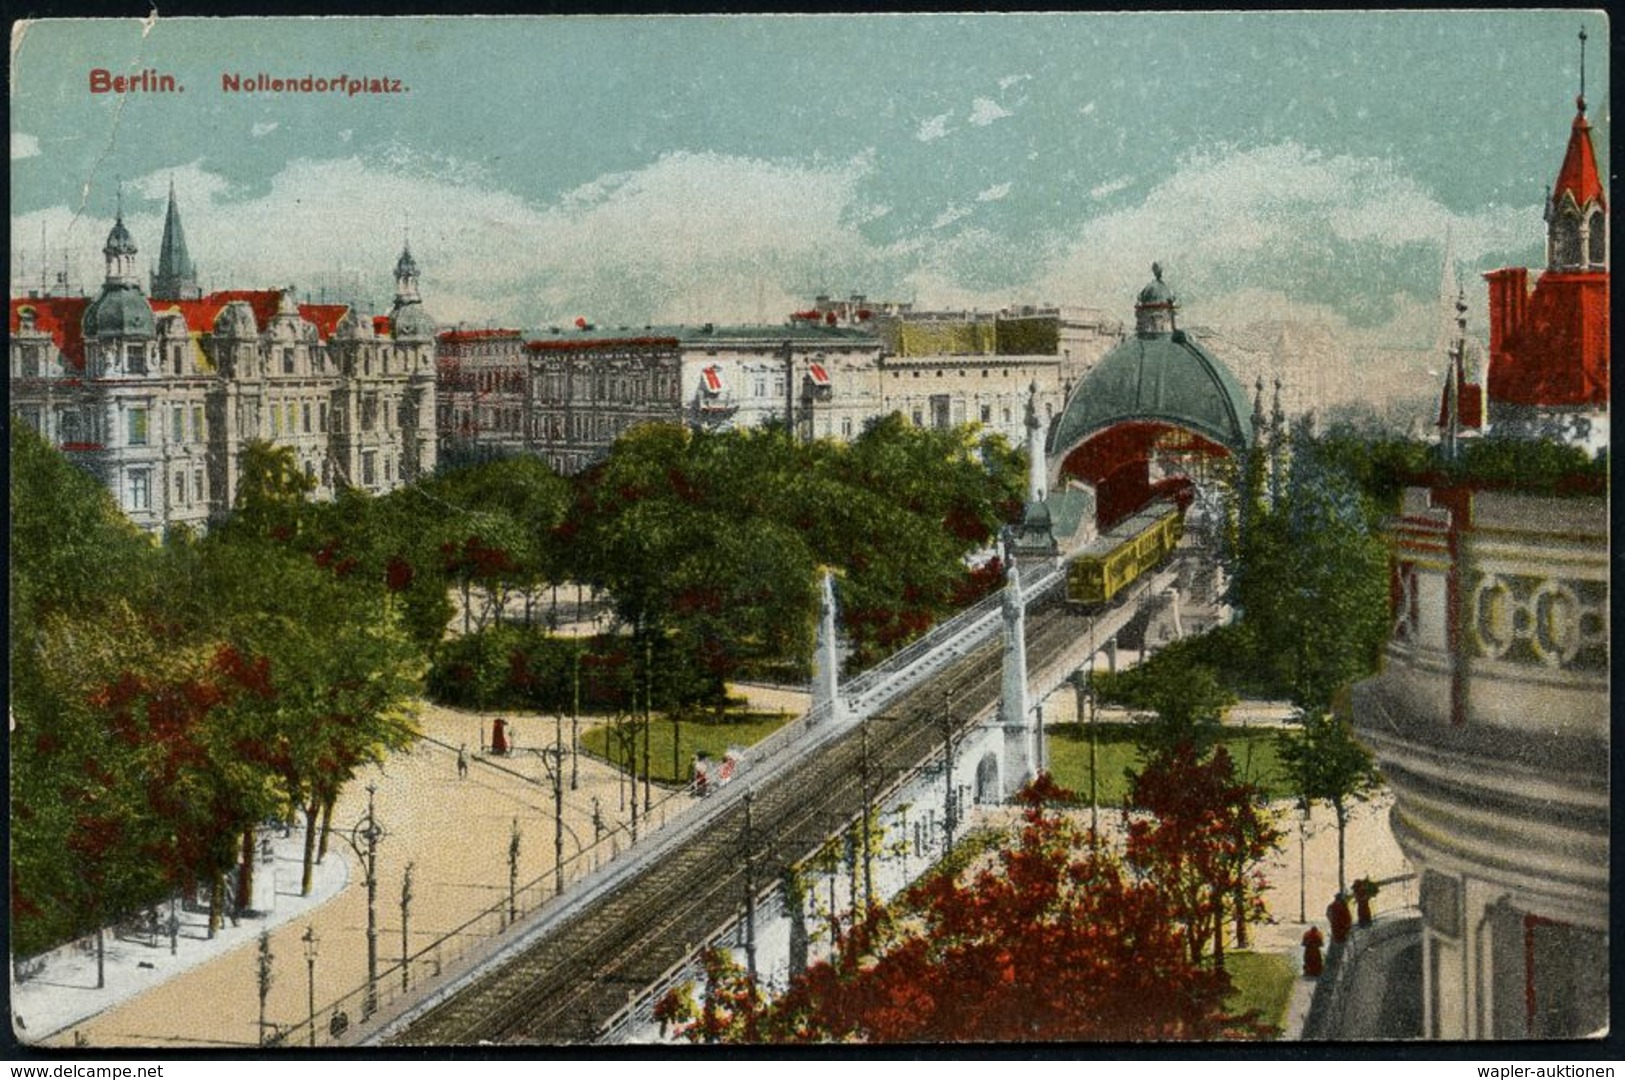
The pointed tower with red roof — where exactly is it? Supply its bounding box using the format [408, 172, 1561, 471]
[1482, 30, 1609, 451]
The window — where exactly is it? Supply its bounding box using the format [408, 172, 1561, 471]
[128, 408, 150, 446]
[1002, 408, 1011, 424]
[362, 450, 377, 487]
[980, 405, 992, 423]
[175, 471, 187, 505]
[384, 456, 393, 482]
[319, 403, 328, 432]
[193, 406, 206, 442]
[126, 343, 147, 375]
[270, 405, 280, 436]
[303, 403, 312, 433]
[362, 395, 378, 432]
[911, 409, 923, 426]
[173, 346, 185, 375]
[1589, 210, 1606, 265]
[754, 378, 767, 398]
[195, 469, 205, 502]
[841, 416, 853, 438]
[172, 407, 185, 443]
[305, 460, 316, 483]
[21, 346, 40, 378]
[282, 348, 295, 375]
[127, 469, 151, 511]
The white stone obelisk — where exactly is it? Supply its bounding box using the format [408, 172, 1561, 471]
[999, 563, 1034, 795]
[811, 570, 843, 725]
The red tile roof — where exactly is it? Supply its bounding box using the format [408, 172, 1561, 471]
[10, 296, 90, 371]
[525, 336, 680, 352]
[16, 290, 356, 372]
[151, 291, 352, 339]
[439, 328, 523, 342]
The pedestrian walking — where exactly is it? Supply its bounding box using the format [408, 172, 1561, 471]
[491, 717, 508, 756]
[1301, 926, 1325, 977]
[457, 744, 469, 779]
[1327, 892, 1353, 944]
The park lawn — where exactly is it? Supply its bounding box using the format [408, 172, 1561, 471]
[1044, 723, 1291, 804]
[579, 711, 793, 784]
[1223, 950, 1297, 1037]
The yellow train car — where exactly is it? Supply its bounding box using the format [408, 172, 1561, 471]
[1066, 500, 1185, 606]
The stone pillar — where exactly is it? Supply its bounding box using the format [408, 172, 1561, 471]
[1104, 636, 1118, 673]
[999, 564, 1033, 796]
[810, 570, 842, 725]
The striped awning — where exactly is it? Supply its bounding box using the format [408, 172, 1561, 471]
[808, 362, 830, 386]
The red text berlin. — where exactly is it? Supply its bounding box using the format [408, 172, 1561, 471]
[88, 68, 180, 93]
[220, 72, 406, 95]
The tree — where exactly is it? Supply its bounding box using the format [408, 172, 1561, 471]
[1232, 428, 1390, 712]
[1125, 744, 1281, 970]
[227, 440, 317, 540]
[1275, 708, 1382, 894]
[1093, 657, 1235, 759]
[658, 777, 1270, 1043]
[190, 531, 422, 894]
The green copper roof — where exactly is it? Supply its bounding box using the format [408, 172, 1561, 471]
[1049, 328, 1253, 458]
[83, 282, 155, 338]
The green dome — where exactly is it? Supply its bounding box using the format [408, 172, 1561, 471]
[82, 283, 155, 338]
[1049, 329, 1253, 458]
[103, 216, 137, 257]
[390, 300, 435, 340]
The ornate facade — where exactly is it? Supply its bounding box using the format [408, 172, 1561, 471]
[8, 190, 437, 533]
[1352, 62, 1610, 1040]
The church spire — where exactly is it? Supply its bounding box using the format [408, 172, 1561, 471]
[1548, 26, 1607, 271]
[151, 178, 201, 301]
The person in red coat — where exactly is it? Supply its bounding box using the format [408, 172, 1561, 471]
[491, 716, 509, 756]
[1301, 926, 1325, 977]
[1327, 893, 1354, 944]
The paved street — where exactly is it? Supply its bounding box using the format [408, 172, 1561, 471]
[20, 699, 701, 1049]
[15, 681, 1401, 1048]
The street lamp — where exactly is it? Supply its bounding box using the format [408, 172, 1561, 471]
[301, 925, 319, 1048]
[335, 783, 383, 1018]
[940, 689, 958, 858]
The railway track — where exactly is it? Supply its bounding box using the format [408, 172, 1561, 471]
[389, 590, 1102, 1046]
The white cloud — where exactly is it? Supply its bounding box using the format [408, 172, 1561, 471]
[18, 150, 894, 328]
[252, 121, 279, 138]
[966, 98, 1013, 126]
[1079, 101, 1097, 116]
[997, 73, 1029, 91]
[11, 138, 1542, 406]
[11, 132, 40, 159]
[915, 112, 952, 142]
[1089, 176, 1131, 200]
[1035, 142, 1538, 350]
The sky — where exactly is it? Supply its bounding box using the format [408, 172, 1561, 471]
[9, 12, 1610, 355]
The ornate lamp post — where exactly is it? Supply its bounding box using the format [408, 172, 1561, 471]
[336, 783, 384, 1018]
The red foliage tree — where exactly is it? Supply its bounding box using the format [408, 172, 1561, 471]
[1125, 744, 1281, 969]
[660, 776, 1270, 1043]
